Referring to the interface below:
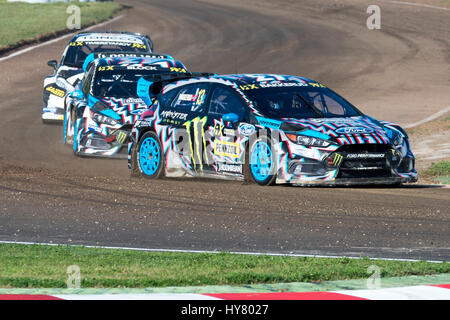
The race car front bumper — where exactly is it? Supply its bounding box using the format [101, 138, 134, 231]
[278, 152, 418, 186]
[77, 129, 130, 159]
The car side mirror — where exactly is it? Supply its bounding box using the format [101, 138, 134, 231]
[47, 60, 57, 70]
[222, 113, 239, 125]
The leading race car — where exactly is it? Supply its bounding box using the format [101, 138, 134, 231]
[128, 74, 418, 186]
[63, 56, 189, 158]
[42, 31, 153, 123]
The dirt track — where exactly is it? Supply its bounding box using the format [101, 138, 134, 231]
[0, 0, 449, 261]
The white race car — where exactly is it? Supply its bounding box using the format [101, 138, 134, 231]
[42, 31, 153, 123]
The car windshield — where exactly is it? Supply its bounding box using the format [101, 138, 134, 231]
[62, 42, 148, 68]
[93, 69, 172, 98]
[245, 86, 361, 119]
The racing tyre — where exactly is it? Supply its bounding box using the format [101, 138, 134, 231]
[136, 131, 164, 179]
[73, 117, 84, 155]
[130, 145, 142, 178]
[63, 107, 75, 145]
[248, 136, 277, 186]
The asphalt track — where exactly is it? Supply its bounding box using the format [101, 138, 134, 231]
[0, 0, 449, 261]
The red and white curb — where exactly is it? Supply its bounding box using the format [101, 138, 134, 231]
[1, 284, 449, 300]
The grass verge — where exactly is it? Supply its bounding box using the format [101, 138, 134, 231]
[421, 160, 450, 184]
[0, 0, 121, 51]
[0, 244, 448, 288]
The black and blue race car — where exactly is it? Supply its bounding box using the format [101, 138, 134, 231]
[128, 74, 417, 186]
[63, 55, 188, 158]
[42, 31, 153, 123]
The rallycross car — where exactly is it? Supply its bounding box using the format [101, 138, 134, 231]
[42, 31, 153, 123]
[63, 56, 188, 158]
[128, 74, 418, 186]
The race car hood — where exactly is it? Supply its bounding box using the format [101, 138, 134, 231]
[97, 97, 148, 125]
[258, 116, 393, 145]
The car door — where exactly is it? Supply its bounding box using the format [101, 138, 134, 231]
[206, 84, 249, 177]
[160, 82, 211, 174]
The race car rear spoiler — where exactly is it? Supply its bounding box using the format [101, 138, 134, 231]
[137, 72, 216, 107]
[82, 52, 174, 71]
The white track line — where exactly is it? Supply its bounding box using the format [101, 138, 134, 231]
[0, 240, 444, 263]
[378, 0, 450, 11]
[0, 15, 123, 63]
[404, 106, 450, 128]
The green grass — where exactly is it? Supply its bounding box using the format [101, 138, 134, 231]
[0, 244, 448, 288]
[0, 0, 121, 50]
[422, 161, 450, 184]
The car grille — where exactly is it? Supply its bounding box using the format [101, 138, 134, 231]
[334, 144, 395, 179]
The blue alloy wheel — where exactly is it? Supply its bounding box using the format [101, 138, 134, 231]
[250, 140, 273, 182]
[139, 135, 161, 176]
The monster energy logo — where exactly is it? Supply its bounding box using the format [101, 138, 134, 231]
[332, 153, 343, 167]
[183, 116, 211, 171]
[115, 131, 128, 144]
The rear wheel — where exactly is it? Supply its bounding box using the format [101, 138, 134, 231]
[136, 131, 164, 179]
[130, 145, 142, 178]
[248, 136, 277, 186]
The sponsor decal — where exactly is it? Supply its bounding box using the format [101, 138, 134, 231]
[308, 82, 326, 88]
[124, 98, 144, 104]
[223, 128, 236, 136]
[88, 125, 103, 134]
[183, 116, 209, 171]
[126, 65, 158, 71]
[256, 116, 281, 129]
[160, 110, 188, 121]
[259, 81, 308, 88]
[98, 66, 114, 72]
[46, 86, 66, 98]
[170, 67, 187, 73]
[239, 84, 260, 91]
[345, 153, 385, 159]
[178, 93, 196, 102]
[76, 35, 144, 44]
[132, 43, 147, 49]
[332, 153, 343, 167]
[336, 127, 374, 134]
[69, 41, 83, 47]
[115, 131, 128, 144]
[134, 120, 151, 127]
[214, 140, 239, 158]
[130, 109, 146, 115]
[238, 123, 256, 136]
[217, 162, 242, 174]
[97, 53, 158, 59]
[214, 122, 224, 136]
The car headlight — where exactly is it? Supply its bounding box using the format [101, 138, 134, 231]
[286, 133, 330, 147]
[390, 130, 404, 146]
[91, 111, 118, 126]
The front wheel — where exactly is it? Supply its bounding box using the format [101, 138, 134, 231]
[136, 131, 164, 179]
[63, 107, 75, 145]
[73, 117, 84, 155]
[247, 136, 277, 186]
